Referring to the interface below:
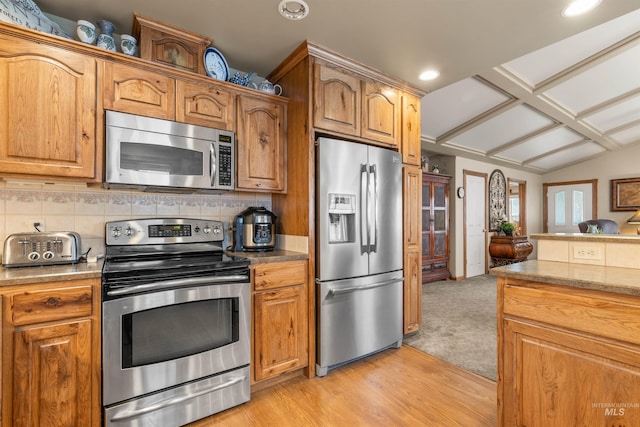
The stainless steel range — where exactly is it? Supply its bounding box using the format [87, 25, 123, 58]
[101, 218, 251, 427]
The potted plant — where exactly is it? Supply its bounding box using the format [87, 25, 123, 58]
[501, 222, 516, 236]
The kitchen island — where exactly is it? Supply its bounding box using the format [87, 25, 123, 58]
[492, 258, 640, 426]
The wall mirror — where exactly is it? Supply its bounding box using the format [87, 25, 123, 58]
[488, 169, 507, 231]
[508, 178, 527, 235]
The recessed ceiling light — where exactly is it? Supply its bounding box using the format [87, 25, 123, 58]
[278, 0, 310, 20]
[419, 70, 440, 81]
[562, 0, 601, 17]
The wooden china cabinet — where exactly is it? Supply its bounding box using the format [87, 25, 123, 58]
[421, 172, 451, 283]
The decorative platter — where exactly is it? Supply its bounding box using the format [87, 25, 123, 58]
[203, 47, 229, 81]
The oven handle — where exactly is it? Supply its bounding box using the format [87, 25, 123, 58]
[106, 275, 249, 297]
[108, 375, 247, 422]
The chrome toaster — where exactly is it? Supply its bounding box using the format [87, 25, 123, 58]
[2, 232, 82, 267]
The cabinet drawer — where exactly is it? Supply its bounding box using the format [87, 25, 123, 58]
[253, 260, 307, 291]
[9, 285, 93, 326]
[503, 281, 640, 347]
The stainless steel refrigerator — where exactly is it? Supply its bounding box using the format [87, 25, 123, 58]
[316, 136, 404, 377]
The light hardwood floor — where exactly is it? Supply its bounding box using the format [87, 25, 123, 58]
[190, 346, 496, 426]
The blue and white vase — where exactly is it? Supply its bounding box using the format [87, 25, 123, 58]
[96, 20, 116, 52]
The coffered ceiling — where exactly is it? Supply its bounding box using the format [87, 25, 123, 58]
[32, 0, 640, 174]
[422, 8, 640, 173]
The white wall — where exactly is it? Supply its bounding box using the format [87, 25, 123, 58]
[427, 155, 543, 279]
[454, 158, 543, 278]
[542, 143, 640, 235]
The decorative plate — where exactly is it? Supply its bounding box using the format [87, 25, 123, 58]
[203, 47, 229, 81]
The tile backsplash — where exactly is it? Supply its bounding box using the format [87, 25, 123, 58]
[0, 181, 272, 258]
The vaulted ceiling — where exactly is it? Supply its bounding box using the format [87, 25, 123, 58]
[33, 1, 640, 174]
[422, 8, 640, 173]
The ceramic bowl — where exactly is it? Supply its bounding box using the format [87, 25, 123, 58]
[76, 20, 96, 44]
[119, 34, 137, 56]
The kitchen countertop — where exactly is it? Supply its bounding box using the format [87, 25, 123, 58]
[0, 250, 308, 287]
[531, 232, 640, 243]
[0, 260, 103, 287]
[226, 249, 308, 264]
[490, 260, 640, 297]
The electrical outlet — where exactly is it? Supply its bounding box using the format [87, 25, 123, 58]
[572, 245, 602, 261]
[28, 218, 46, 232]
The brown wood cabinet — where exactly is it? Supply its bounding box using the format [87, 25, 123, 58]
[0, 31, 97, 180]
[313, 62, 361, 137]
[176, 79, 235, 130]
[422, 173, 451, 283]
[401, 93, 421, 166]
[236, 95, 287, 192]
[313, 61, 401, 148]
[103, 61, 237, 130]
[361, 80, 400, 146]
[403, 166, 422, 333]
[252, 260, 308, 383]
[498, 277, 640, 426]
[103, 61, 176, 120]
[1, 278, 101, 427]
[0, 21, 288, 186]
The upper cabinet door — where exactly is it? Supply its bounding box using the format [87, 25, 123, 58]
[401, 93, 421, 165]
[236, 95, 286, 192]
[176, 80, 235, 130]
[0, 37, 97, 179]
[361, 81, 400, 146]
[313, 62, 361, 137]
[103, 61, 176, 120]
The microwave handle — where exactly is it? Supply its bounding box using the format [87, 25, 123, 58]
[209, 143, 217, 187]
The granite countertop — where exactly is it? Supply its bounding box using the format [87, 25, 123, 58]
[226, 249, 308, 264]
[0, 260, 103, 287]
[531, 233, 640, 243]
[0, 250, 307, 287]
[491, 260, 640, 297]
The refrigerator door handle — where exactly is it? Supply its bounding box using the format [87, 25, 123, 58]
[328, 278, 403, 296]
[369, 164, 377, 253]
[360, 164, 370, 253]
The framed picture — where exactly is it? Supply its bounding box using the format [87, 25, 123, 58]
[611, 177, 640, 211]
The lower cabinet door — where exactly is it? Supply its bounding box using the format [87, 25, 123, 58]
[12, 320, 93, 427]
[403, 248, 421, 334]
[254, 285, 307, 381]
[502, 318, 640, 427]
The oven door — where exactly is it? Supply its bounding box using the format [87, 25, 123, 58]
[102, 281, 250, 406]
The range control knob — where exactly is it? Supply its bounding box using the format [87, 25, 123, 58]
[43, 251, 55, 260]
[194, 226, 201, 233]
[28, 252, 40, 261]
[203, 226, 211, 234]
[125, 226, 134, 237]
[212, 225, 222, 234]
[111, 226, 122, 238]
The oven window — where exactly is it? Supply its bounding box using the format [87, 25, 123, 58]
[121, 298, 239, 367]
[120, 142, 204, 176]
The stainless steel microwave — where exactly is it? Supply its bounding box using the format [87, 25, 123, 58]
[105, 111, 235, 192]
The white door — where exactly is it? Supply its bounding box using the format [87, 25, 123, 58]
[547, 183, 593, 233]
[465, 174, 486, 277]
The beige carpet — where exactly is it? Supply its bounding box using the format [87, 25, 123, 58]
[403, 274, 497, 381]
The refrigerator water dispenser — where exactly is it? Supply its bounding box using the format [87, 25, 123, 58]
[328, 193, 356, 243]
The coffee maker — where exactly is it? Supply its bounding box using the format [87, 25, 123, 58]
[233, 207, 276, 251]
